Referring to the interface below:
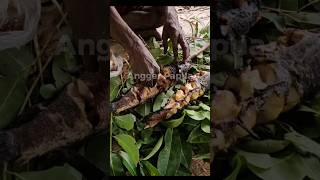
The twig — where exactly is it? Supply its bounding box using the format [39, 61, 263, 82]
[51, 0, 69, 26]
[18, 56, 54, 115]
[19, 7, 67, 115]
[3, 163, 26, 180]
[56, 13, 68, 30]
[33, 35, 43, 84]
[262, 6, 302, 23]
[189, 42, 210, 60]
[298, 0, 320, 12]
[262, 6, 297, 13]
[31, 29, 57, 68]
[191, 63, 210, 70]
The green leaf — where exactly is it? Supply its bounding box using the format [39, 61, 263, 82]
[122, 73, 134, 94]
[152, 38, 160, 49]
[164, 87, 175, 100]
[0, 47, 35, 129]
[150, 48, 162, 59]
[119, 151, 138, 176]
[289, 12, 320, 26]
[285, 131, 320, 157]
[184, 109, 206, 121]
[40, 84, 58, 99]
[110, 76, 121, 102]
[299, 105, 319, 114]
[147, 37, 160, 49]
[141, 128, 154, 144]
[52, 54, 74, 89]
[114, 114, 136, 131]
[204, 111, 210, 120]
[175, 166, 192, 176]
[199, 103, 210, 111]
[238, 151, 281, 169]
[157, 128, 182, 176]
[301, 155, 320, 180]
[187, 106, 200, 110]
[135, 102, 151, 117]
[136, 121, 145, 131]
[183, 117, 201, 129]
[244, 152, 320, 180]
[262, 12, 286, 32]
[142, 136, 163, 160]
[192, 153, 210, 160]
[225, 154, 246, 180]
[141, 161, 161, 176]
[201, 120, 210, 133]
[139, 164, 146, 176]
[238, 138, 290, 154]
[161, 111, 185, 128]
[157, 55, 174, 65]
[0, 48, 34, 77]
[111, 153, 124, 176]
[114, 134, 139, 165]
[157, 128, 173, 175]
[187, 125, 210, 144]
[153, 93, 166, 112]
[247, 153, 305, 180]
[180, 140, 192, 169]
[17, 164, 82, 180]
[199, 24, 210, 38]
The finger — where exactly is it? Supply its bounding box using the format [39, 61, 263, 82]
[178, 34, 190, 61]
[172, 35, 179, 60]
[162, 30, 168, 54]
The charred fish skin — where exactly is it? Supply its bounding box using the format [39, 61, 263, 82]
[111, 88, 140, 113]
[217, 0, 261, 37]
[111, 64, 181, 114]
[211, 31, 320, 154]
[145, 71, 210, 128]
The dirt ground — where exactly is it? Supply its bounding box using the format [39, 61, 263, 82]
[157, 6, 210, 38]
[176, 6, 210, 37]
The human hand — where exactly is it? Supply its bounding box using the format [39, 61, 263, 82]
[162, 7, 190, 62]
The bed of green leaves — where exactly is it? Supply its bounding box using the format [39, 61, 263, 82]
[214, 0, 320, 179]
[219, 97, 320, 180]
[110, 24, 210, 176]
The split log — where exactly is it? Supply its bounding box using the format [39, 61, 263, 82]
[212, 30, 320, 156]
